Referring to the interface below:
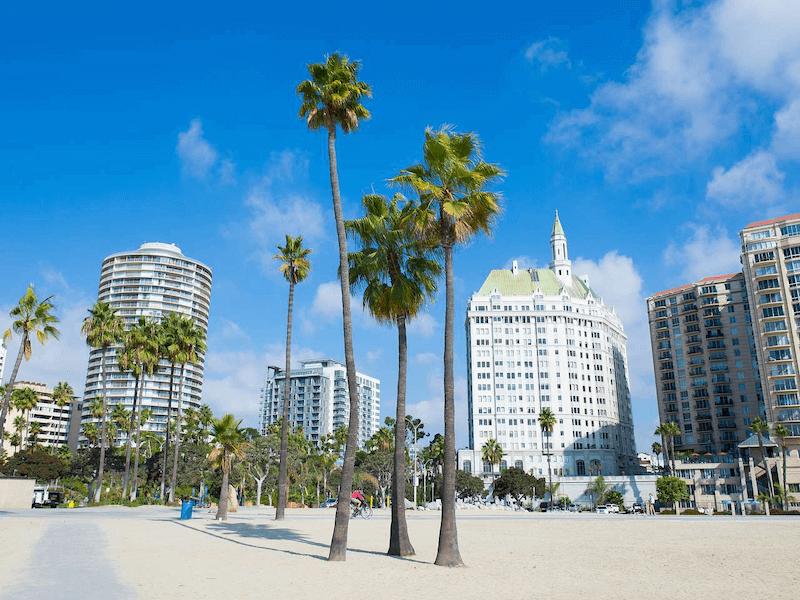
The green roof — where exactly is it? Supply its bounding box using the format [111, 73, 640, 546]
[552, 211, 564, 236]
[476, 268, 602, 301]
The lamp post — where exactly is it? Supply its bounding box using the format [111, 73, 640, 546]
[405, 417, 425, 507]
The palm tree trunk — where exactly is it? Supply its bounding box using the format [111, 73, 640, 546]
[131, 375, 146, 501]
[95, 347, 109, 502]
[389, 316, 415, 556]
[758, 437, 775, 500]
[547, 434, 553, 504]
[122, 373, 140, 498]
[0, 333, 27, 442]
[217, 460, 230, 521]
[660, 433, 668, 474]
[782, 446, 789, 511]
[669, 435, 676, 477]
[169, 364, 186, 503]
[161, 363, 175, 501]
[326, 124, 361, 562]
[435, 244, 463, 567]
[276, 280, 295, 521]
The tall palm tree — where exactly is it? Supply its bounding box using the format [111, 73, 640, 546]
[297, 52, 371, 562]
[274, 234, 312, 520]
[774, 424, 791, 511]
[118, 317, 160, 499]
[83, 422, 100, 447]
[654, 424, 669, 475]
[157, 312, 183, 501]
[11, 387, 38, 450]
[199, 404, 213, 436]
[81, 301, 124, 502]
[111, 403, 130, 439]
[168, 315, 207, 503]
[587, 475, 609, 507]
[346, 192, 440, 555]
[28, 421, 43, 447]
[392, 126, 504, 567]
[539, 408, 557, 504]
[663, 421, 680, 476]
[481, 438, 504, 481]
[211, 414, 245, 521]
[750, 417, 776, 501]
[1, 285, 60, 442]
[52, 381, 74, 446]
[651, 441, 662, 473]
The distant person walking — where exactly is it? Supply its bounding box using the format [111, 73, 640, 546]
[647, 493, 656, 515]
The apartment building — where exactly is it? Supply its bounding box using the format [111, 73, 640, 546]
[1, 381, 75, 456]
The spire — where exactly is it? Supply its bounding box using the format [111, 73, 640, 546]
[552, 210, 564, 237]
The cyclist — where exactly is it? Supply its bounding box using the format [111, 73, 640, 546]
[351, 488, 365, 512]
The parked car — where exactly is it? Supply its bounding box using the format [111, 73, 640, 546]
[628, 503, 644, 514]
[607, 503, 620, 513]
[32, 486, 64, 508]
[319, 498, 338, 508]
[594, 504, 609, 514]
[567, 503, 580, 512]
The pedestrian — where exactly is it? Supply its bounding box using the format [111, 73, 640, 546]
[648, 492, 656, 515]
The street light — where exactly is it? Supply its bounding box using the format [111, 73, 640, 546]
[405, 417, 425, 507]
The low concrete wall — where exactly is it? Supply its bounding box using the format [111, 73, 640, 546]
[0, 478, 35, 509]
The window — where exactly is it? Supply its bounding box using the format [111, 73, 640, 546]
[462, 460, 472, 473]
[780, 224, 800, 237]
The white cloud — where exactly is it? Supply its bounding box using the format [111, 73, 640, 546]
[503, 256, 537, 270]
[407, 312, 437, 339]
[572, 251, 656, 451]
[706, 150, 786, 209]
[243, 151, 327, 273]
[219, 158, 237, 185]
[545, 0, 800, 182]
[663, 224, 742, 283]
[365, 349, 382, 362]
[414, 352, 438, 365]
[405, 370, 467, 443]
[311, 281, 345, 320]
[177, 119, 219, 179]
[217, 318, 249, 340]
[525, 38, 572, 73]
[772, 99, 800, 158]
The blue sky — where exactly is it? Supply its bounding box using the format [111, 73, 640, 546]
[2, 1, 798, 451]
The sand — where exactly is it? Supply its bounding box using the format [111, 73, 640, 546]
[2, 506, 799, 600]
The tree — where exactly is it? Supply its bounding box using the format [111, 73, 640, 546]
[245, 433, 277, 506]
[199, 404, 213, 436]
[587, 475, 609, 507]
[361, 449, 393, 508]
[81, 300, 124, 502]
[118, 317, 160, 499]
[774, 424, 791, 511]
[346, 192, 440, 554]
[750, 418, 776, 501]
[210, 414, 245, 521]
[11, 387, 38, 450]
[538, 408, 556, 503]
[481, 438, 504, 481]
[493, 467, 542, 508]
[4, 447, 68, 481]
[82, 422, 100, 447]
[157, 312, 183, 501]
[606, 490, 624, 511]
[656, 476, 689, 514]
[28, 421, 43, 447]
[168, 315, 207, 503]
[0, 286, 60, 443]
[651, 441, 662, 472]
[658, 422, 680, 476]
[274, 234, 312, 520]
[392, 126, 504, 567]
[654, 424, 669, 475]
[298, 53, 371, 561]
[52, 381, 74, 448]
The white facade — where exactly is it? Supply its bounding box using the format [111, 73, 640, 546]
[0, 341, 6, 384]
[458, 213, 638, 486]
[1, 381, 75, 455]
[81, 242, 212, 443]
[259, 358, 380, 449]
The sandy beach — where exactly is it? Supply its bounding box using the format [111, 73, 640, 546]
[2, 506, 798, 600]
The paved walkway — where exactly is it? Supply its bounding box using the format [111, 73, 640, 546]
[1, 518, 136, 600]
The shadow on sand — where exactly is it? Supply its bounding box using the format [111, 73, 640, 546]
[166, 519, 415, 562]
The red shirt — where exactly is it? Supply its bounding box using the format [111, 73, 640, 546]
[351, 490, 364, 501]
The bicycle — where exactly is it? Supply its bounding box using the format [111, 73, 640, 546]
[350, 503, 373, 519]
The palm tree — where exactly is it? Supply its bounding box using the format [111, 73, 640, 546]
[52, 381, 74, 445]
[274, 234, 312, 521]
[651, 441, 662, 473]
[157, 312, 183, 501]
[199, 404, 213, 436]
[297, 52, 371, 562]
[661, 421, 680, 476]
[210, 414, 245, 521]
[118, 317, 160, 499]
[111, 403, 130, 439]
[774, 424, 791, 511]
[481, 438, 504, 481]
[538, 408, 557, 505]
[81, 301, 124, 502]
[168, 315, 207, 503]
[83, 422, 100, 447]
[9, 432, 21, 453]
[346, 192, 440, 555]
[654, 424, 670, 475]
[28, 421, 43, 447]
[587, 475, 609, 507]
[11, 387, 38, 450]
[1, 286, 60, 442]
[750, 417, 776, 501]
[391, 126, 504, 567]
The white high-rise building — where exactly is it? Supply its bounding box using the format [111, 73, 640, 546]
[81, 242, 212, 442]
[259, 358, 380, 449]
[458, 212, 638, 484]
[1, 381, 75, 456]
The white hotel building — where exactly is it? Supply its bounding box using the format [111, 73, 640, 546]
[81, 242, 212, 443]
[259, 358, 380, 450]
[458, 213, 638, 485]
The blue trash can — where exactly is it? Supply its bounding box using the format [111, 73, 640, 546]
[180, 501, 193, 520]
